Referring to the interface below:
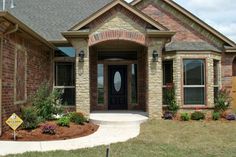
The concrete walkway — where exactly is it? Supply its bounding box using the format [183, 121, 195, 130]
[0, 112, 148, 156]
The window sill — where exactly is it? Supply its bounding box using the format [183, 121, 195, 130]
[181, 105, 214, 109]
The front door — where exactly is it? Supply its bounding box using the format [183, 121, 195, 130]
[108, 65, 127, 110]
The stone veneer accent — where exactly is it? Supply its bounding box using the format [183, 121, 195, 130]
[70, 39, 90, 116]
[163, 52, 221, 108]
[147, 39, 166, 119]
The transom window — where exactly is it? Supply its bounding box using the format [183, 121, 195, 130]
[183, 59, 205, 105]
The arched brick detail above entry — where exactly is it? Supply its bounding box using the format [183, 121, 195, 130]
[88, 30, 146, 46]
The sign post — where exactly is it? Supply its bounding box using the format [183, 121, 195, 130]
[5, 113, 23, 141]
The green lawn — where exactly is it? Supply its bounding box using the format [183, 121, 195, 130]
[5, 120, 236, 157]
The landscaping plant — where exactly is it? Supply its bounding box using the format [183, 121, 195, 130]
[163, 111, 174, 120]
[180, 113, 190, 121]
[42, 125, 56, 135]
[57, 116, 70, 127]
[163, 83, 179, 119]
[69, 112, 87, 125]
[212, 112, 220, 120]
[214, 89, 232, 113]
[191, 111, 205, 120]
[21, 107, 39, 130]
[225, 114, 236, 121]
[32, 83, 63, 120]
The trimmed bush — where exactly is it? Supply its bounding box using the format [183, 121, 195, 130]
[21, 107, 39, 130]
[42, 125, 56, 135]
[191, 111, 205, 121]
[180, 113, 190, 121]
[212, 112, 220, 121]
[69, 112, 87, 125]
[57, 116, 70, 127]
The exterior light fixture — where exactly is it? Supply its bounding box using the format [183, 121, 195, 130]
[153, 50, 158, 62]
[78, 50, 85, 62]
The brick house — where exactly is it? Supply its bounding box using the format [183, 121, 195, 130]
[0, 0, 236, 135]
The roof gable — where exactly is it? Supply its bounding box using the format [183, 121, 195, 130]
[132, 0, 236, 47]
[69, 0, 167, 31]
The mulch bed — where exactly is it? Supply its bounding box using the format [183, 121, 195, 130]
[0, 121, 99, 141]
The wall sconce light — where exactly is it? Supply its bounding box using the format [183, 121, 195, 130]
[152, 50, 158, 62]
[78, 50, 85, 62]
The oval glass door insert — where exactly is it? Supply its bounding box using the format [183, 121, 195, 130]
[114, 71, 122, 92]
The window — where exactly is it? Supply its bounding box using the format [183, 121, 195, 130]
[163, 60, 173, 105]
[55, 62, 75, 105]
[183, 59, 205, 105]
[131, 64, 137, 104]
[97, 64, 104, 104]
[214, 60, 220, 101]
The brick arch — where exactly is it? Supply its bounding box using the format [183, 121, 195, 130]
[88, 30, 146, 46]
[232, 56, 236, 76]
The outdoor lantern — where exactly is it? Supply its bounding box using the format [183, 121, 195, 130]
[79, 50, 85, 62]
[153, 50, 158, 62]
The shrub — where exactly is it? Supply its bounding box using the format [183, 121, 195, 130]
[42, 125, 56, 135]
[180, 113, 190, 121]
[69, 112, 87, 125]
[225, 114, 236, 121]
[57, 116, 70, 127]
[212, 112, 220, 120]
[32, 83, 63, 120]
[21, 107, 39, 130]
[163, 111, 174, 120]
[165, 84, 179, 114]
[191, 111, 205, 121]
[214, 89, 232, 113]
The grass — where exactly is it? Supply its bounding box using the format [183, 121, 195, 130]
[4, 120, 236, 157]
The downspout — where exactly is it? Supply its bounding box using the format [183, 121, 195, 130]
[0, 23, 19, 136]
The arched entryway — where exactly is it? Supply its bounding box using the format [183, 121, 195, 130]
[232, 57, 236, 109]
[89, 40, 147, 112]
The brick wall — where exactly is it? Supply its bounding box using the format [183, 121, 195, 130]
[1, 34, 53, 132]
[221, 53, 236, 90]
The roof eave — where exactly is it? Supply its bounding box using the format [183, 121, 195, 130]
[0, 11, 55, 49]
[69, 0, 168, 31]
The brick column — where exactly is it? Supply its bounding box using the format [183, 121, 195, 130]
[147, 39, 165, 119]
[70, 39, 90, 116]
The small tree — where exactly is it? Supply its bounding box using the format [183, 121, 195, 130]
[214, 88, 232, 113]
[165, 83, 179, 114]
[32, 83, 63, 120]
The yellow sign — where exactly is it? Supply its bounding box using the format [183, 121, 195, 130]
[6, 113, 23, 131]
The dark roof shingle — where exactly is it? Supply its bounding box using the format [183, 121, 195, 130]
[3, 0, 112, 40]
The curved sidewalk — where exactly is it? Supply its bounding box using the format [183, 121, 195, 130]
[0, 112, 148, 156]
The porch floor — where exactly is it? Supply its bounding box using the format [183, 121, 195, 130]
[90, 111, 148, 125]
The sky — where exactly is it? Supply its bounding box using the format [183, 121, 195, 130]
[126, 0, 236, 42]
